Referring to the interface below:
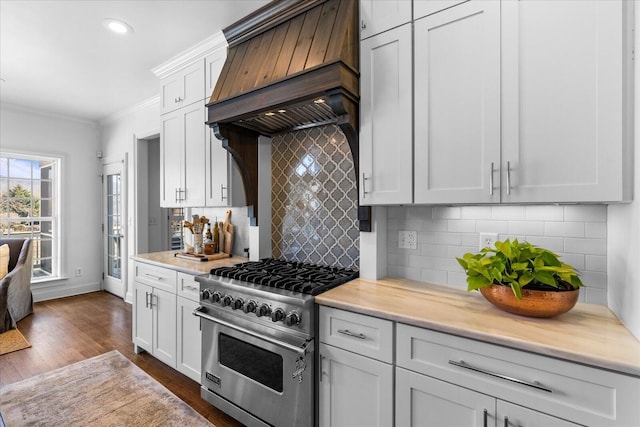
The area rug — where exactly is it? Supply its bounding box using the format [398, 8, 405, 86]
[0, 328, 31, 355]
[0, 350, 213, 426]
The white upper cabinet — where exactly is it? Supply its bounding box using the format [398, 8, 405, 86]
[501, 0, 632, 203]
[414, 1, 501, 204]
[359, 0, 412, 40]
[360, 23, 413, 205]
[160, 61, 205, 114]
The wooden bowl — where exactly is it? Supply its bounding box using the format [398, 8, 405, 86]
[479, 284, 579, 318]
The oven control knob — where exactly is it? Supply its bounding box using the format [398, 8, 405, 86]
[243, 300, 257, 313]
[201, 289, 212, 300]
[257, 303, 271, 317]
[222, 295, 234, 307]
[211, 291, 221, 303]
[270, 308, 286, 323]
[284, 311, 301, 326]
[232, 298, 244, 310]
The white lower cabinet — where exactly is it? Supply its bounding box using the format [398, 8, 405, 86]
[317, 307, 639, 427]
[318, 307, 394, 427]
[396, 368, 580, 427]
[319, 343, 393, 427]
[176, 272, 201, 382]
[133, 262, 202, 382]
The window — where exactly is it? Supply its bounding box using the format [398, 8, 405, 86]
[0, 153, 60, 281]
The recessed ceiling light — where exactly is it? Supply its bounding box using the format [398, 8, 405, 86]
[313, 98, 325, 104]
[278, 109, 286, 113]
[103, 18, 134, 35]
[265, 112, 275, 116]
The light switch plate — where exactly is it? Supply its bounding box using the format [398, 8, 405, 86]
[399, 231, 417, 249]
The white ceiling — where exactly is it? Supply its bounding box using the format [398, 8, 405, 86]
[0, 0, 270, 123]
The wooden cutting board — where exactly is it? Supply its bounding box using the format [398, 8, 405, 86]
[174, 252, 231, 262]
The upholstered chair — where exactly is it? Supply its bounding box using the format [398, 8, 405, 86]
[0, 238, 34, 332]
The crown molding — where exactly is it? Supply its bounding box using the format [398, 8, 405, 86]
[99, 95, 160, 126]
[0, 102, 98, 126]
[151, 31, 228, 79]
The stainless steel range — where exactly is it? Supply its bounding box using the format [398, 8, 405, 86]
[194, 258, 358, 427]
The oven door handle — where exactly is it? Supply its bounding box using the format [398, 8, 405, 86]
[193, 306, 313, 357]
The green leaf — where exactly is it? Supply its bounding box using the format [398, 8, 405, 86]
[541, 251, 561, 267]
[518, 272, 534, 286]
[511, 262, 528, 271]
[511, 284, 523, 300]
[467, 275, 491, 291]
[456, 257, 468, 270]
[571, 275, 584, 288]
[533, 271, 558, 287]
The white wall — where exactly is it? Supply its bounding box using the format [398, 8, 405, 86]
[0, 105, 102, 301]
[99, 97, 160, 303]
[607, 3, 639, 340]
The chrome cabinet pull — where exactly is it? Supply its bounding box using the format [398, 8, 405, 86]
[506, 161, 511, 195]
[221, 184, 227, 201]
[184, 285, 198, 292]
[150, 294, 158, 308]
[337, 329, 366, 340]
[319, 355, 325, 382]
[144, 273, 163, 281]
[145, 291, 150, 308]
[489, 162, 494, 196]
[483, 409, 488, 427]
[361, 20, 366, 29]
[449, 360, 553, 393]
[362, 173, 370, 198]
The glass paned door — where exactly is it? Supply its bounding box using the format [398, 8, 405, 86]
[103, 160, 125, 298]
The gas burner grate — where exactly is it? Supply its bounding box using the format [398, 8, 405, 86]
[209, 258, 358, 295]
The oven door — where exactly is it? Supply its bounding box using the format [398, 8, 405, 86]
[194, 306, 314, 427]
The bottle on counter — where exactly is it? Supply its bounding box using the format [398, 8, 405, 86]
[213, 221, 220, 253]
[205, 224, 213, 241]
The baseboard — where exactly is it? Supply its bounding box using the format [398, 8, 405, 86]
[32, 282, 102, 302]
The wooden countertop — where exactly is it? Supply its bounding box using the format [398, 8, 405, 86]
[131, 251, 248, 275]
[316, 277, 640, 377]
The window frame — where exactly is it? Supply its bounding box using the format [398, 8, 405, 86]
[0, 151, 63, 283]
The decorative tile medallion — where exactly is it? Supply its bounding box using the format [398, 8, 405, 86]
[271, 125, 359, 270]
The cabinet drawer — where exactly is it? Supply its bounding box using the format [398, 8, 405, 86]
[177, 272, 200, 302]
[134, 263, 176, 294]
[397, 323, 639, 427]
[319, 306, 393, 363]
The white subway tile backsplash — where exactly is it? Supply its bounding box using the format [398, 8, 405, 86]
[388, 205, 609, 306]
[544, 221, 584, 238]
[420, 269, 448, 285]
[525, 205, 564, 221]
[491, 205, 526, 220]
[508, 220, 544, 235]
[448, 219, 476, 233]
[564, 238, 606, 255]
[564, 205, 607, 222]
[461, 206, 493, 220]
[585, 255, 607, 272]
[433, 206, 461, 219]
[475, 220, 509, 234]
[523, 236, 564, 252]
[584, 287, 607, 305]
[585, 222, 607, 238]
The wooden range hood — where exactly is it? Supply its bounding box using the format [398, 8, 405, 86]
[206, 0, 371, 231]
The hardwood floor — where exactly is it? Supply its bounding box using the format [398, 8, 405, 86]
[0, 291, 242, 427]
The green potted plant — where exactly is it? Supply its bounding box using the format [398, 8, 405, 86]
[456, 239, 584, 317]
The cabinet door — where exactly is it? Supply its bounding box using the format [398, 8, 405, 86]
[152, 287, 177, 368]
[183, 104, 206, 207]
[160, 110, 184, 207]
[133, 282, 153, 352]
[205, 52, 226, 102]
[396, 367, 495, 427]
[497, 401, 580, 427]
[205, 127, 231, 207]
[160, 75, 182, 115]
[360, 23, 413, 205]
[414, 1, 501, 204]
[319, 343, 393, 427]
[359, 0, 412, 40]
[181, 61, 205, 108]
[177, 296, 201, 383]
[501, 0, 631, 203]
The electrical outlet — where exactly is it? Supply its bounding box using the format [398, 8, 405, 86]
[75, 267, 83, 277]
[399, 231, 417, 249]
[479, 233, 498, 250]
